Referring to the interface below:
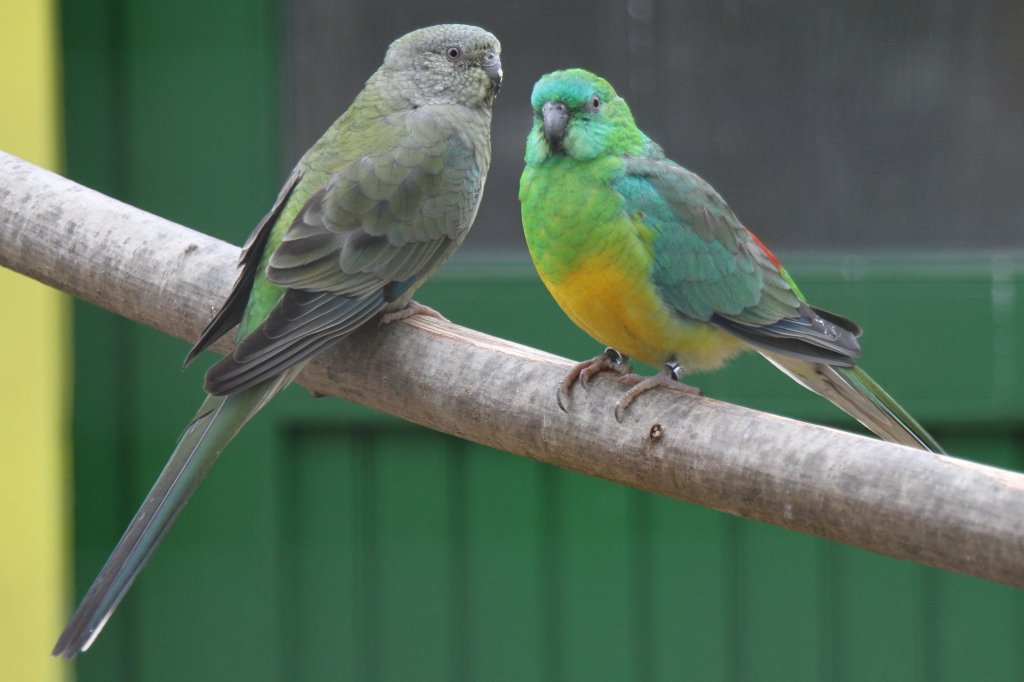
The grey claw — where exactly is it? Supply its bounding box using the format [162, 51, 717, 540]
[556, 388, 570, 413]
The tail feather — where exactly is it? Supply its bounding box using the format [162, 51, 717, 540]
[760, 352, 944, 453]
[52, 373, 292, 658]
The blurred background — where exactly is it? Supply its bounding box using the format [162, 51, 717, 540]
[4, 0, 1023, 680]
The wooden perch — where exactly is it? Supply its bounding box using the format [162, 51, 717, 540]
[2, 149, 1022, 588]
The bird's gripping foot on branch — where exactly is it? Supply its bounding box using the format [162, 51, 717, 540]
[380, 299, 448, 326]
[557, 347, 633, 411]
[614, 360, 701, 422]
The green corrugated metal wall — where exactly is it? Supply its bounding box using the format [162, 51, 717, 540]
[68, 268, 1024, 681]
[61, 1, 1024, 680]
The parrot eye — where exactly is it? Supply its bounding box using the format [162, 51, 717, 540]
[445, 46, 463, 61]
[586, 95, 601, 113]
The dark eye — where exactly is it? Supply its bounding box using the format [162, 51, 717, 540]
[586, 95, 601, 112]
[445, 46, 462, 61]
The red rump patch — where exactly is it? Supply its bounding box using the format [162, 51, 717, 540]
[744, 226, 782, 271]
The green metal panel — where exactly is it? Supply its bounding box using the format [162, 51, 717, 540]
[67, 259, 1024, 682]
[61, 0, 281, 678]
[60, 0, 278, 236]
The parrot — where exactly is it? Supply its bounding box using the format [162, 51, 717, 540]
[53, 24, 502, 658]
[519, 69, 942, 453]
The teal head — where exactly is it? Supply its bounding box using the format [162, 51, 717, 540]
[525, 69, 644, 165]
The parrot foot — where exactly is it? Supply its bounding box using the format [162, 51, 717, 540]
[557, 348, 632, 412]
[380, 300, 449, 326]
[614, 360, 701, 422]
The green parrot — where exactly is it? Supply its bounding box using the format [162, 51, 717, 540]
[519, 69, 942, 452]
[54, 24, 502, 658]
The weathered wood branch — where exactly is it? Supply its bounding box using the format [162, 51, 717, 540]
[2, 149, 1022, 588]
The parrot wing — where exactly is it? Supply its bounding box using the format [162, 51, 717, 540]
[203, 108, 485, 395]
[620, 155, 860, 366]
[183, 168, 305, 368]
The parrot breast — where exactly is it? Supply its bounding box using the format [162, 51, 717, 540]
[521, 158, 745, 371]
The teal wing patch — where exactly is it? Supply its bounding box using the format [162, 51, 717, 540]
[619, 156, 798, 323]
[619, 156, 859, 364]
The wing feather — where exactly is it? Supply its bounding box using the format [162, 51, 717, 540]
[621, 156, 860, 365]
[183, 169, 304, 367]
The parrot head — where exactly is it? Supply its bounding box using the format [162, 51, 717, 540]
[525, 69, 645, 165]
[384, 24, 502, 108]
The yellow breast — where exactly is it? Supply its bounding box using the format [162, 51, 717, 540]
[537, 229, 745, 373]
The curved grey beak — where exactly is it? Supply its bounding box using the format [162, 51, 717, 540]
[482, 52, 502, 92]
[542, 101, 569, 151]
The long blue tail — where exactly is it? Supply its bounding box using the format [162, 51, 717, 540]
[52, 375, 289, 657]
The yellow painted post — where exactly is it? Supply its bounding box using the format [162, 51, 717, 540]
[0, 2, 71, 679]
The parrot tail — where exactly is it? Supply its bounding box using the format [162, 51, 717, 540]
[52, 373, 293, 658]
[760, 352, 944, 453]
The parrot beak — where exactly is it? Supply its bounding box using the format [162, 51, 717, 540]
[542, 101, 569, 151]
[482, 52, 502, 93]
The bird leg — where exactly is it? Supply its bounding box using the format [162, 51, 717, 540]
[557, 347, 632, 411]
[614, 360, 701, 422]
[380, 299, 449, 326]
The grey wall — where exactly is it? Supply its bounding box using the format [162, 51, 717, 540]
[282, 1, 1024, 253]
